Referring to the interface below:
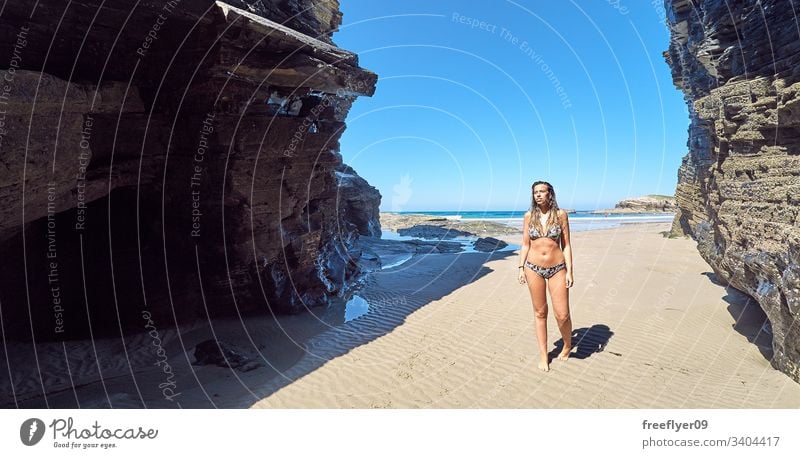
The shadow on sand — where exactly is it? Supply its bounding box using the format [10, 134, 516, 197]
[4, 247, 516, 408]
[549, 324, 615, 361]
[702, 272, 773, 361]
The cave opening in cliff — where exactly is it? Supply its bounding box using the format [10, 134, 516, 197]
[0, 187, 178, 343]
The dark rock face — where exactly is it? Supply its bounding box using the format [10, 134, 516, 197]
[402, 239, 464, 254]
[472, 237, 508, 252]
[665, 0, 800, 381]
[0, 1, 379, 341]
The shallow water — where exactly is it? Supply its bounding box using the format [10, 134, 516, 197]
[488, 214, 675, 232]
[379, 229, 520, 255]
[344, 295, 370, 322]
[380, 253, 414, 270]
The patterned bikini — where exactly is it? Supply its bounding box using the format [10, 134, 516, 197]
[525, 223, 567, 279]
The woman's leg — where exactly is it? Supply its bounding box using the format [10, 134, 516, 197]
[547, 268, 572, 360]
[525, 267, 550, 371]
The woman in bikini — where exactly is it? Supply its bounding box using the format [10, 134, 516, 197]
[517, 181, 574, 372]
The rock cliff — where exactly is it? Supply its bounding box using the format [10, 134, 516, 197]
[0, 0, 379, 341]
[665, 0, 800, 381]
[592, 195, 677, 214]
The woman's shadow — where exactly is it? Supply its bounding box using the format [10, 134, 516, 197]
[549, 324, 615, 360]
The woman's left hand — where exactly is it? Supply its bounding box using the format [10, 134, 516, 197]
[566, 270, 574, 288]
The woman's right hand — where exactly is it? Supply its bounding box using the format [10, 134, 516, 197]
[518, 268, 526, 284]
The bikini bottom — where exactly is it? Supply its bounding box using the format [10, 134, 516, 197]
[524, 261, 566, 279]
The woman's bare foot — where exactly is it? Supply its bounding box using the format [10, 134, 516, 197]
[538, 357, 550, 372]
[557, 347, 572, 361]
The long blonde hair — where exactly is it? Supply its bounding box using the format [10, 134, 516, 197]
[528, 181, 560, 235]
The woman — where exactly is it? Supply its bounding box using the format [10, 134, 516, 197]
[517, 181, 574, 372]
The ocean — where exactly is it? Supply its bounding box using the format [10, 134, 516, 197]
[391, 210, 675, 232]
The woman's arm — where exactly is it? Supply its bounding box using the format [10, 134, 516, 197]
[518, 212, 531, 282]
[559, 210, 574, 288]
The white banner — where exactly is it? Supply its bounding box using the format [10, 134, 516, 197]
[2, 409, 798, 457]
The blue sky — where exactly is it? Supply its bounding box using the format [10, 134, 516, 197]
[333, 0, 688, 211]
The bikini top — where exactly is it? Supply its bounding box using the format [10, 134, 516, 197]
[529, 223, 562, 241]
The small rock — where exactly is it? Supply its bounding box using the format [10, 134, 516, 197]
[473, 237, 508, 252]
[193, 340, 262, 372]
[403, 239, 464, 253]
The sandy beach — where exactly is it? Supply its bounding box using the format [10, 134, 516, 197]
[4, 222, 798, 408]
[250, 222, 800, 408]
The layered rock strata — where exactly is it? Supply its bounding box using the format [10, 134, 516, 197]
[665, 0, 800, 381]
[0, 0, 379, 342]
[592, 195, 677, 214]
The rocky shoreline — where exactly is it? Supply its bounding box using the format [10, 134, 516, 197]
[591, 195, 677, 214]
[354, 213, 518, 270]
[379, 212, 520, 237]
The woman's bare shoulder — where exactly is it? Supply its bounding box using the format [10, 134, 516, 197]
[557, 209, 569, 219]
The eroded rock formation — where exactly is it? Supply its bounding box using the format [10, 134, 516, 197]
[592, 195, 677, 214]
[665, 0, 800, 381]
[0, 1, 379, 341]
[379, 212, 520, 237]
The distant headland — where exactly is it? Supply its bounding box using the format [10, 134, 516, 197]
[591, 195, 677, 214]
